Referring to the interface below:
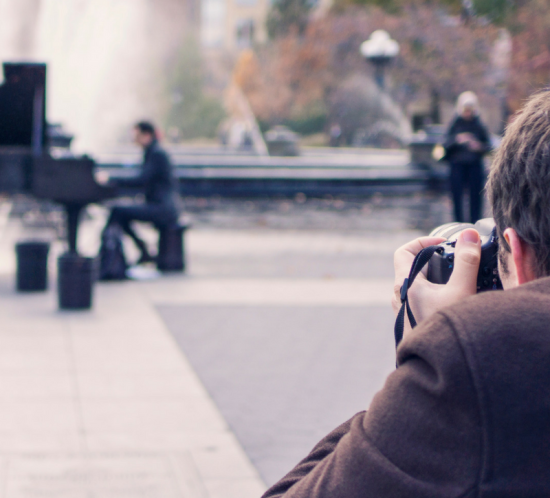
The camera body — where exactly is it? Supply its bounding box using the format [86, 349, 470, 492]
[427, 218, 503, 292]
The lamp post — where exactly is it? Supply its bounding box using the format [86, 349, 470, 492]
[360, 30, 399, 91]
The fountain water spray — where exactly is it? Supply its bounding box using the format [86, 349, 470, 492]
[0, 0, 194, 154]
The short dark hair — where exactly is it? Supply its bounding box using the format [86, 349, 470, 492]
[487, 90, 550, 277]
[134, 121, 157, 138]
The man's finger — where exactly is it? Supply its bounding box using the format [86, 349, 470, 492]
[394, 236, 447, 284]
[393, 236, 447, 308]
[447, 229, 481, 295]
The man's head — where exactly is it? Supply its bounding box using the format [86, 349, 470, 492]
[133, 121, 157, 148]
[488, 91, 550, 287]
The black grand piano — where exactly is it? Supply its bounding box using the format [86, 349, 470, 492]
[0, 62, 116, 253]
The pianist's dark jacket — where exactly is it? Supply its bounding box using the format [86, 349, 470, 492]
[263, 276, 550, 497]
[115, 139, 176, 207]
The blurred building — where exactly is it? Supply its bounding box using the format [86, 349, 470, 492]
[202, 0, 332, 52]
[202, 0, 268, 50]
[223, 0, 269, 51]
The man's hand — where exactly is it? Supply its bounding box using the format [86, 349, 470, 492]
[392, 229, 482, 336]
[456, 132, 472, 144]
[95, 170, 110, 185]
[467, 139, 484, 152]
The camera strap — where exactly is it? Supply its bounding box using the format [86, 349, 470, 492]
[394, 245, 440, 349]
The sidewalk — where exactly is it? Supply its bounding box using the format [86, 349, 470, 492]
[0, 198, 425, 495]
[0, 208, 265, 497]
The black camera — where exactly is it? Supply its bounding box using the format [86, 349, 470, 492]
[427, 218, 503, 292]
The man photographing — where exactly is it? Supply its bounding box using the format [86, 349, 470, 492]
[262, 90, 550, 497]
[104, 121, 178, 264]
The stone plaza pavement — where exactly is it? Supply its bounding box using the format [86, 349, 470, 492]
[0, 200, 427, 496]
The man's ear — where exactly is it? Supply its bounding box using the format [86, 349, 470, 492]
[503, 228, 538, 285]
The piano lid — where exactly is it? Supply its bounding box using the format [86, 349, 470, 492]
[0, 63, 47, 149]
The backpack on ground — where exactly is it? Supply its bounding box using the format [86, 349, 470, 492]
[98, 223, 128, 280]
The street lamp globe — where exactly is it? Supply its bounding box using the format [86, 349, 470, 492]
[360, 30, 399, 90]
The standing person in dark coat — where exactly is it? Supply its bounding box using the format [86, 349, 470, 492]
[105, 121, 178, 264]
[443, 91, 491, 223]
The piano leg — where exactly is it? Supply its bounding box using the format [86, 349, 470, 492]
[65, 203, 84, 254]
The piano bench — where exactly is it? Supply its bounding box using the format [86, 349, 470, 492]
[156, 224, 188, 272]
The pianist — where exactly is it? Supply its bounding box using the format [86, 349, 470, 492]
[105, 121, 178, 264]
